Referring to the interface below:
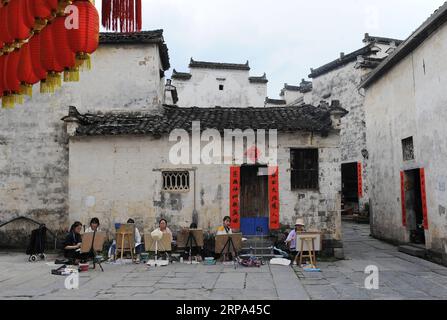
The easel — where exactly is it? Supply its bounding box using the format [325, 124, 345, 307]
[297, 236, 317, 268]
[215, 234, 242, 265]
[144, 232, 172, 267]
[116, 224, 135, 262]
[81, 231, 106, 272]
[177, 229, 204, 264]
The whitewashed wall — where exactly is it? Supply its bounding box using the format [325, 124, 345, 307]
[0, 43, 165, 246]
[172, 68, 267, 108]
[364, 23, 447, 264]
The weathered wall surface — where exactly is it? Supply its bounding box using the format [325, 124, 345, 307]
[68, 131, 342, 248]
[173, 69, 267, 108]
[0, 44, 164, 247]
[364, 23, 447, 264]
[310, 62, 370, 210]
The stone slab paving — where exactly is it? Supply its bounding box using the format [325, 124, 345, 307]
[0, 222, 447, 300]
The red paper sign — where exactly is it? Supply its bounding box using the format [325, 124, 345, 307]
[229, 166, 241, 230]
[268, 166, 280, 230]
[400, 171, 407, 227]
[420, 168, 429, 230]
[357, 162, 363, 198]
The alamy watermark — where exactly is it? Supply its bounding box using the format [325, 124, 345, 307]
[364, 265, 379, 290]
[168, 121, 278, 167]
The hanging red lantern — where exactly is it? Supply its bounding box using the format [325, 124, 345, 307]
[7, 0, 34, 43]
[102, 0, 142, 33]
[40, 22, 64, 93]
[0, 55, 5, 101]
[18, 42, 40, 97]
[31, 0, 59, 31]
[68, 0, 99, 69]
[52, 15, 78, 82]
[28, 32, 48, 82]
[0, 5, 15, 49]
[2, 49, 23, 108]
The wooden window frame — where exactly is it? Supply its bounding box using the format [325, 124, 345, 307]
[290, 148, 319, 191]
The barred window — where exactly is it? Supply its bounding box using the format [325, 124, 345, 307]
[162, 171, 190, 192]
[402, 137, 414, 161]
[291, 149, 319, 190]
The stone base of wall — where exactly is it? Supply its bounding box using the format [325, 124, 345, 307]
[321, 239, 344, 259]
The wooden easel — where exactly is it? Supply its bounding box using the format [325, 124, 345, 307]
[116, 224, 135, 261]
[297, 236, 317, 268]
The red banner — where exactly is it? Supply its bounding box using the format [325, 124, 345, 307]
[268, 166, 280, 230]
[420, 168, 429, 230]
[400, 171, 407, 227]
[229, 166, 241, 230]
[357, 162, 363, 198]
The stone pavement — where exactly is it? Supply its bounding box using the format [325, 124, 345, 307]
[0, 222, 446, 300]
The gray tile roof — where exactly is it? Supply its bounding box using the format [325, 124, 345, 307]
[189, 58, 250, 71]
[99, 30, 170, 71]
[249, 73, 268, 84]
[171, 69, 192, 80]
[63, 102, 346, 138]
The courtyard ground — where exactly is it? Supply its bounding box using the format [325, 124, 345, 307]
[0, 222, 446, 300]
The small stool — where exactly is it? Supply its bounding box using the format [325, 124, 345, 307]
[297, 236, 317, 268]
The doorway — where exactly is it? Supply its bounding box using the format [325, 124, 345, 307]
[404, 169, 426, 244]
[240, 165, 269, 236]
[341, 162, 359, 213]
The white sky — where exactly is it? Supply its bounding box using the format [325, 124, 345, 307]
[96, 0, 446, 99]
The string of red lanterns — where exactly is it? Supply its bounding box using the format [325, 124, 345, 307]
[0, 0, 99, 108]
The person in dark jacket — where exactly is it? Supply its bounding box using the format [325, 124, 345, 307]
[64, 221, 87, 264]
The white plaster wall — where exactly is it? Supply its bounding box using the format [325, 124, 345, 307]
[68, 131, 342, 242]
[365, 23, 447, 258]
[0, 43, 165, 244]
[173, 69, 266, 108]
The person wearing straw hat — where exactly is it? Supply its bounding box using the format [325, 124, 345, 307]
[285, 218, 306, 264]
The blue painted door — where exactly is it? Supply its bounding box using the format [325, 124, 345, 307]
[241, 218, 269, 236]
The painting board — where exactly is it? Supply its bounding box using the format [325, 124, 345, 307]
[296, 232, 322, 251]
[144, 232, 172, 252]
[81, 232, 107, 253]
[215, 233, 242, 254]
[176, 229, 204, 248]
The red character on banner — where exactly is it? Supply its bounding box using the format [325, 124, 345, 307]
[358, 162, 363, 198]
[268, 166, 280, 230]
[400, 171, 407, 227]
[420, 168, 429, 230]
[229, 167, 240, 230]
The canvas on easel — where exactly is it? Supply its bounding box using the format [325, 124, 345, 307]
[215, 233, 242, 254]
[176, 229, 204, 248]
[296, 232, 322, 251]
[81, 231, 107, 253]
[144, 233, 172, 252]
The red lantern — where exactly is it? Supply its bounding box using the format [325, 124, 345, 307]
[28, 33, 48, 82]
[52, 16, 77, 82]
[18, 42, 40, 96]
[32, 0, 58, 19]
[7, 0, 34, 42]
[0, 55, 5, 99]
[40, 22, 64, 93]
[68, 1, 99, 69]
[2, 49, 23, 108]
[0, 5, 15, 48]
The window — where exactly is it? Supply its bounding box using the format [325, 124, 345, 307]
[219, 85, 224, 91]
[290, 149, 319, 190]
[162, 171, 190, 192]
[402, 137, 414, 161]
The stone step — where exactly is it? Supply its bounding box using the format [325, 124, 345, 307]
[398, 245, 426, 259]
[241, 247, 274, 255]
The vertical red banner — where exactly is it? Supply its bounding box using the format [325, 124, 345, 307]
[268, 166, 280, 230]
[400, 171, 407, 227]
[229, 166, 241, 230]
[420, 168, 429, 230]
[357, 162, 363, 198]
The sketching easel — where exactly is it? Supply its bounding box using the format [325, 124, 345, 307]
[215, 233, 242, 263]
[115, 224, 135, 261]
[144, 232, 172, 267]
[81, 231, 106, 272]
[297, 235, 318, 268]
[177, 229, 204, 263]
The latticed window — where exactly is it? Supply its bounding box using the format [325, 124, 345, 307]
[402, 137, 415, 161]
[290, 149, 319, 190]
[162, 171, 190, 192]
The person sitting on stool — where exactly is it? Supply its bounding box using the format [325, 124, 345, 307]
[217, 216, 233, 235]
[84, 217, 101, 233]
[64, 221, 88, 265]
[285, 218, 305, 265]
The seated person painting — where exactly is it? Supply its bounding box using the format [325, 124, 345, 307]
[64, 221, 88, 264]
[84, 217, 101, 233]
[285, 218, 306, 264]
[150, 219, 173, 259]
[216, 216, 233, 235]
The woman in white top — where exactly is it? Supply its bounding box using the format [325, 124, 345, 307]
[84, 217, 101, 233]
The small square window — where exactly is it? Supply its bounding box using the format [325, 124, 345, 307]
[290, 149, 319, 190]
[162, 171, 190, 192]
[402, 137, 414, 161]
[219, 85, 224, 91]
